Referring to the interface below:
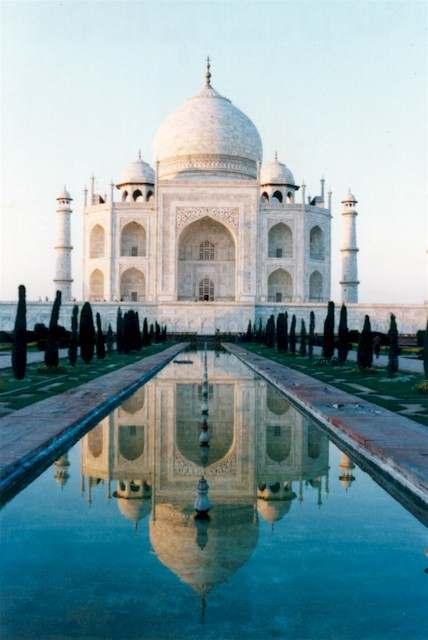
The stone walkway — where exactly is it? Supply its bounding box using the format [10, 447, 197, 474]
[225, 344, 428, 508]
[0, 343, 187, 501]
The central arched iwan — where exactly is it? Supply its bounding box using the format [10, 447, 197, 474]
[177, 216, 235, 301]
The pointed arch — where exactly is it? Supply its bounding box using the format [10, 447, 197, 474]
[268, 223, 293, 258]
[120, 221, 146, 257]
[89, 269, 104, 301]
[268, 268, 292, 302]
[266, 424, 292, 463]
[177, 216, 235, 301]
[89, 224, 105, 258]
[133, 189, 143, 202]
[309, 270, 323, 301]
[119, 425, 145, 461]
[310, 225, 324, 260]
[120, 267, 145, 302]
[272, 190, 283, 203]
[88, 423, 103, 458]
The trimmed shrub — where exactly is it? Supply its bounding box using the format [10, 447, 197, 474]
[387, 314, 399, 375]
[299, 319, 307, 356]
[284, 312, 289, 353]
[322, 301, 335, 360]
[338, 304, 349, 364]
[155, 321, 161, 343]
[423, 319, 428, 379]
[149, 323, 154, 344]
[142, 318, 149, 346]
[45, 290, 61, 368]
[79, 302, 95, 363]
[289, 315, 297, 354]
[308, 311, 315, 359]
[358, 315, 373, 369]
[276, 313, 286, 351]
[96, 313, 106, 359]
[68, 304, 79, 366]
[245, 320, 253, 342]
[12, 284, 27, 380]
[116, 307, 123, 354]
[264, 315, 275, 348]
[106, 323, 114, 353]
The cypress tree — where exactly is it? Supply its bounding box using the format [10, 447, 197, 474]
[136, 312, 142, 350]
[322, 301, 335, 360]
[79, 302, 96, 364]
[277, 313, 286, 351]
[308, 311, 315, 359]
[122, 311, 131, 353]
[116, 307, 123, 354]
[12, 284, 27, 380]
[96, 313, 106, 359]
[423, 319, 428, 379]
[265, 315, 275, 348]
[142, 318, 149, 346]
[68, 304, 79, 366]
[45, 290, 61, 368]
[284, 311, 289, 353]
[245, 320, 252, 342]
[106, 323, 114, 354]
[289, 314, 297, 354]
[357, 315, 373, 369]
[149, 323, 154, 344]
[299, 319, 307, 356]
[338, 304, 349, 364]
[387, 313, 399, 376]
[256, 318, 263, 343]
[162, 325, 167, 342]
[155, 321, 161, 343]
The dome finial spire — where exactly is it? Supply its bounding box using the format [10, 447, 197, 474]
[274, 150, 278, 161]
[138, 149, 141, 160]
[205, 56, 212, 86]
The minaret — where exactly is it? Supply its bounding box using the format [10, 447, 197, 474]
[340, 189, 359, 303]
[53, 187, 73, 301]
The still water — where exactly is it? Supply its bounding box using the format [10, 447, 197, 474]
[1, 350, 427, 640]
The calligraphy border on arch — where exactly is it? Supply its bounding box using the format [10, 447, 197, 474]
[176, 206, 239, 230]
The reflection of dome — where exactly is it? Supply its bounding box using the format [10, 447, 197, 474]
[257, 498, 294, 523]
[117, 156, 155, 186]
[150, 502, 258, 595]
[117, 498, 151, 524]
[153, 66, 262, 180]
[261, 156, 295, 186]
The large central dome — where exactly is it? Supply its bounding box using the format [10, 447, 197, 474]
[153, 66, 263, 180]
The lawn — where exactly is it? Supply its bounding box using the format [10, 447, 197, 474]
[0, 343, 173, 417]
[243, 343, 428, 427]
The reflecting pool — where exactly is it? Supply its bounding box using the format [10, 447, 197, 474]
[1, 350, 427, 640]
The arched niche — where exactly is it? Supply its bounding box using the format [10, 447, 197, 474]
[266, 386, 290, 415]
[307, 425, 322, 459]
[88, 423, 103, 458]
[266, 424, 292, 463]
[119, 425, 145, 461]
[310, 226, 324, 260]
[177, 216, 235, 301]
[272, 190, 283, 203]
[133, 189, 143, 202]
[120, 387, 145, 415]
[268, 223, 293, 258]
[175, 383, 234, 467]
[89, 269, 104, 301]
[120, 222, 146, 257]
[89, 224, 105, 258]
[267, 268, 292, 302]
[309, 270, 323, 301]
[120, 267, 145, 302]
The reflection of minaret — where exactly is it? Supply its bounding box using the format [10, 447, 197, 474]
[339, 453, 356, 491]
[54, 453, 70, 488]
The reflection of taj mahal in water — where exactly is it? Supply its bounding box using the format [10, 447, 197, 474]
[52, 352, 357, 599]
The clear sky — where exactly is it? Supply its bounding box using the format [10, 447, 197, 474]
[1, 0, 427, 303]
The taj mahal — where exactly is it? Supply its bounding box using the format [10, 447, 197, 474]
[1, 60, 426, 334]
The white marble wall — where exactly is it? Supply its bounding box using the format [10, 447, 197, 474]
[0, 301, 426, 334]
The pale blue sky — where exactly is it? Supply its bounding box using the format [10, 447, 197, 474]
[1, 0, 427, 303]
